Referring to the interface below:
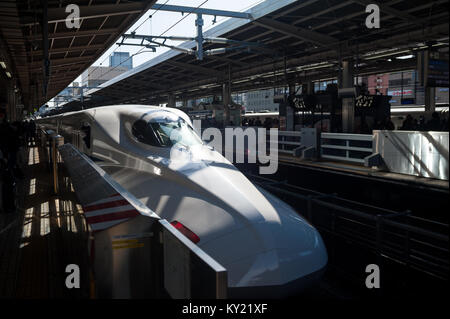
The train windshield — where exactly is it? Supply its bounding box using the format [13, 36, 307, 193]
[133, 114, 202, 148]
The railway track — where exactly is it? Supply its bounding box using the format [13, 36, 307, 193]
[246, 172, 449, 298]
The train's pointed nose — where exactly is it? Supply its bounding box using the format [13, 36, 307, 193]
[225, 213, 327, 289]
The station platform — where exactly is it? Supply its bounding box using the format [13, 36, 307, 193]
[277, 154, 449, 191]
[0, 145, 90, 298]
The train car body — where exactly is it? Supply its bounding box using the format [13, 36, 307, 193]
[37, 105, 327, 297]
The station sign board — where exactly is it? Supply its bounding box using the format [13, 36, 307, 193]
[387, 89, 414, 97]
[427, 59, 449, 87]
[417, 50, 449, 88]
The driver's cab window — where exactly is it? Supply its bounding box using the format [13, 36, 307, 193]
[132, 113, 202, 148]
[132, 119, 159, 146]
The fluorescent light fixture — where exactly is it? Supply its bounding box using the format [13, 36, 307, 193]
[396, 54, 414, 60]
[0, 61, 6, 69]
[6, 71, 11, 78]
[363, 50, 411, 60]
[300, 63, 334, 71]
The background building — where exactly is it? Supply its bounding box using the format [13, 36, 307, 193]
[53, 82, 81, 107]
[81, 66, 129, 88]
[82, 52, 133, 88]
[109, 52, 132, 70]
[242, 89, 280, 112]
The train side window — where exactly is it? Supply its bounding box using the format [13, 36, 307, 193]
[132, 120, 159, 146]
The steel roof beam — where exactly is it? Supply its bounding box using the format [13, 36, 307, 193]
[204, 54, 248, 68]
[351, 0, 446, 28]
[270, 0, 321, 19]
[225, 0, 398, 40]
[30, 55, 95, 69]
[286, 1, 447, 48]
[22, 2, 148, 26]
[253, 17, 337, 46]
[352, 0, 418, 23]
[293, 0, 354, 26]
[147, 67, 197, 79]
[27, 28, 119, 40]
[166, 60, 221, 76]
[30, 44, 105, 55]
[128, 78, 172, 90]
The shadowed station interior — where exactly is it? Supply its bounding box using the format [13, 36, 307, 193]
[0, 0, 449, 301]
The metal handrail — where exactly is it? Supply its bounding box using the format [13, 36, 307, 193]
[321, 132, 373, 141]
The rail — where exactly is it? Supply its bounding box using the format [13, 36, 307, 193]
[39, 131, 227, 299]
[320, 133, 373, 164]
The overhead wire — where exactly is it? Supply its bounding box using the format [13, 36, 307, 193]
[93, 0, 210, 82]
[84, 0, 171, 83]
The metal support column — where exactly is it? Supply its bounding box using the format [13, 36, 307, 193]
[425, 87, 436, 112]
[195, 14, 204, 61]
[52, 135, 64, 194]
[42, 0, 49, 98]
[307, 81, 313, 95]
[286, 83, 295, 131]
[340, 60, 355, 133]
[168, 93, 176, 108]
[222, 82, 231, 125]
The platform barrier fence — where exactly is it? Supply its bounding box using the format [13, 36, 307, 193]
[320, 133, 373, 164]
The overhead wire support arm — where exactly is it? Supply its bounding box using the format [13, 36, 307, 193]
[147, 40, 196, 56]
[118, 33, 195, 54]
[116, 42, 157, 52]
[118, 4, 257, 60]
[150, 4, 253, 20]
[121, 34, 261, 46]
[119, 33, 268, 59]
[122, 33, 196, 42]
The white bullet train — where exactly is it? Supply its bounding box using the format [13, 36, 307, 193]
[37, 105, 327, 297]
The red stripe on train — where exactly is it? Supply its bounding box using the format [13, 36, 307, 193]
[86, 209, 140, 224]
[84, 199, 130, 212]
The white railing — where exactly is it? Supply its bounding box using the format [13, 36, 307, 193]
[202, 127, 373, 161]
[320, 133, 373, 164]
[277, 130, 302, 154]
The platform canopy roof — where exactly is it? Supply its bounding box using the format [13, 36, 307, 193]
[0, 0, 157, 111]
[72, 0, 449, 108]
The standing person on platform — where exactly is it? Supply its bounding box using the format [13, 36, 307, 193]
[381, 116, 395, 130]
[29, 120, 36, 146]
[23, 120, 30, 147]
[401, 115, 414, 130]
[0, 121, 17, 214]
[263, 117, 273, 130]
[426, 112, 441, 131]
